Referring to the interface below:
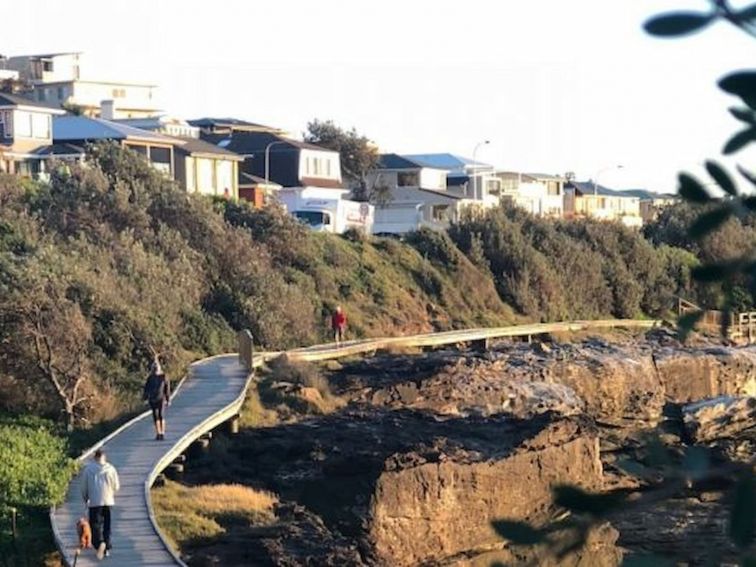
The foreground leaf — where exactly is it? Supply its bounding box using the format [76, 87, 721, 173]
[729, 474, 756, 548]
[552, 485, 625, 517]
[724, 128, 756, 154]
[644, 12, 715, 36]
[689, 206, 732, 239]
[719, 72, 756, 109]
[677, 310, 704, 341]
[491, 520, 547, 545]
[678, 173, 710, 203]
[705, 161, 737, 195]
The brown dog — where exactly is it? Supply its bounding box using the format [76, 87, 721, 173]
[76, 517, 92, 549]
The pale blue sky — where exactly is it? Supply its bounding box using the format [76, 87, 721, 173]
[4, 0, 756, 192]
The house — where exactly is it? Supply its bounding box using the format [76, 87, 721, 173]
[564, 181, 643, 227]
[238, 173, 281, 208]
[367, 154, 476, 234]
[616, 189, 677, 223]
[202, 129, 345, 202]
[0, 92, 66, 175]
[495, 172, 565, 217]
[172, 137, 242, 199]
[5, 52, 160, 118]
[50, 115, 178, 176]
[405, 153, 502, 205]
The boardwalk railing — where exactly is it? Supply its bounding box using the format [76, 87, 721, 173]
[50, 318, 662, 566]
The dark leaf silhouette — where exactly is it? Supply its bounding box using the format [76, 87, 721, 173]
[719, 72, 756, 109]
[729, 107, 756, 124]
[689, 206, 732, 239]
[705, 161, 738, 195]
[678, 173, 710, 203]
[491, 520, 547, 545]
[738, 165, 756, 189]
[677, 310, 704, 341]
[552, 485, 625, 517]
[692, 263, 735, 282]
[733, 4, 756, 24]
[729, 474, 756, 548]
[724, 128, 756, 154]
[644, 12, 715, 36]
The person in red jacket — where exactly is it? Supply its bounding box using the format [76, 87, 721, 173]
[331, 305, 347, 345]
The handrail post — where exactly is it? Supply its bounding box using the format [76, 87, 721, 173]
[237, 329, 254, 373]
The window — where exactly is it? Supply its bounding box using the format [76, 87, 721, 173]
[37, 90, 45, 101]
[14, 111, 32, 137]
[547, 181, 561, 196]
[431, 204, 450, 222]
[398, 171, 419, 187]
[112, 88, 126, 98]
[42, 60, 54, 72]
[31, 113, 50, 139]
[57, 87, 65, 100]
[295, 211, 331, 227]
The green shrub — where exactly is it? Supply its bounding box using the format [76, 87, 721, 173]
[0, 416, 77, 510]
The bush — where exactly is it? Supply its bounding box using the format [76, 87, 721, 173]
[0, 416, 77, 510]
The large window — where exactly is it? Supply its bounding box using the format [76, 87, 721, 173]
[398, 171, 419, 187]
[295, 211, 331, 227]
[305, 154, 336, 178]
[431, 204, 451, 222]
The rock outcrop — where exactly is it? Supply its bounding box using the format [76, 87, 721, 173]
[218, 410, 603, 566]
[683, 396, 756, 442]
[655, 346, 756, 402]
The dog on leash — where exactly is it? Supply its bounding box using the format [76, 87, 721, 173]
[76, 517, 92, 550]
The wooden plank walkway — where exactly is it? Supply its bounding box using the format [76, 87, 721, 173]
[51, 355, 249, 567]
[50, 318, 661, 566]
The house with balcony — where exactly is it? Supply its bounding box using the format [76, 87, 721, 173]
[367, 154, 477, 234]
[5, 52, 160, 118]
[564, 180, 643, 227]
[0, 92, 66, 175]
[495, 172, 565, 217]
[405, 153, 502, 206]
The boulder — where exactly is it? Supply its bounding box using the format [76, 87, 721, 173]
[683, 396, 756, 444]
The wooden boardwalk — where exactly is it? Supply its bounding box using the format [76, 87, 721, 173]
[51, 355, 250, 567]
[50, 319, 661, 566]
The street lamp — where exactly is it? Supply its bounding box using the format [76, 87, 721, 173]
[472, 140, 490, 198]
[593, 164, 623, 195]
[265, 140, 288, 186]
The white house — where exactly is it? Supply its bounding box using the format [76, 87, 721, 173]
[5, 52, 160, 118]
[406, 153, 502, 206]
[368, 154, 477, 234]
[496, 172, 565, 217]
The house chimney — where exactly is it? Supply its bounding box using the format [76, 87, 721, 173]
[100, 99, 115, 120]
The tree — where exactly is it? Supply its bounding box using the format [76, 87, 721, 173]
[0, 256, 93, 431]
[303, 119, 390, 203]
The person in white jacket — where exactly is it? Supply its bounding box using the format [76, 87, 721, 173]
[81, 449, 120, 560]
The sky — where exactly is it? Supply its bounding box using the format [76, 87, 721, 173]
[4, 0, 756, 192]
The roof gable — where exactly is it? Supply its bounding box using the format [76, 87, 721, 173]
[0, 92, 65, 113]
[53, 116, 179, 142]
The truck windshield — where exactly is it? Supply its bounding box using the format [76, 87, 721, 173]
[294, 211, 331, 226]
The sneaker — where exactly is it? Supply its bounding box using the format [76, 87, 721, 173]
[97, 542, 106, 560]
[159, 433, 165, 440]
[105, 550, 111, 557]
[155, 433, 160, 441]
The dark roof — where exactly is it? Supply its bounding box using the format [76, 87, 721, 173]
[239, 171, 282, 187]
[0, 92, 64, 112]
[174, 136, 241, 159]
[31, 143, 86, 157]
[188, 117, 281, 131]
[378, 153, 425, 170]
[568, 181, 672, 200]
[213, 131, 334, 155]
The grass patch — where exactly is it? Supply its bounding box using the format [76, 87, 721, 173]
[152, 480, 278, 552]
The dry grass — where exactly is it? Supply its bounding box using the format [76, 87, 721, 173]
[239, 386, 280, 428]
[152, 480, 278, 552]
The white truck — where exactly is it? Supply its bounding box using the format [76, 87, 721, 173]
[277, 188, 374, 234]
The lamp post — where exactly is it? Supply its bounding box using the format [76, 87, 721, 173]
[593, 164, 623, 195]
[471, 140, 490, 198]
[265, 140, 288, 186]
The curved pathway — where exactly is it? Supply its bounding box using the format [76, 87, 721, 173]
[51, 319, 660, 566]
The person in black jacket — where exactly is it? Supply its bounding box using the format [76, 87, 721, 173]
[143, 357, 171, 440]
